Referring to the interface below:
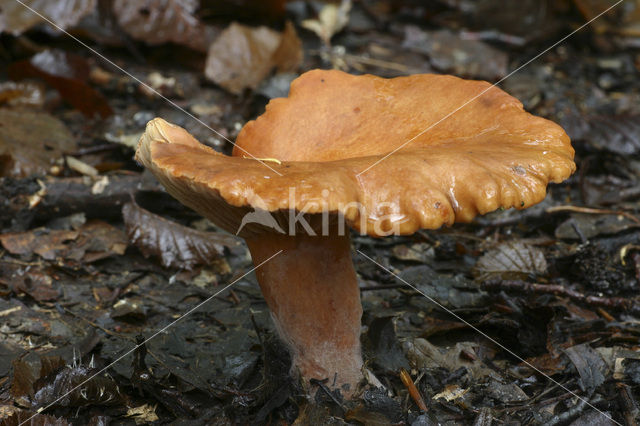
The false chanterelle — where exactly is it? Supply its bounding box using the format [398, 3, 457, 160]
[136, 69, 575, 396]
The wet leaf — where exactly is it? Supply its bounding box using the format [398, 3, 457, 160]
[12, 270, 59, 302]
[31, 363, 123, 409]
[473, 241, 547, 281]
[402, 26, 508, 80]
[0, 411, 70, 426]
[404, 338, 497, 380]
[484, 382, 528, 403]
[113, 0, 215, 52]
[367, 316, 409, 373]
[8, 50, 112, 118]
[122, 201, 238, 270]
[301, 0, 352, 45]
[555, 213, 639, 240]
[204, 21, 302, 94]
[0, 229, 78, 260]
[0, 0, 95, 35]
[576, 115, 640, 156]
[563, 344, 608, 394]
[0, 220, 126, 263]
[0, 108, 75, 177]
[111, 298, 147, 321]
[10, 359, 35, 406]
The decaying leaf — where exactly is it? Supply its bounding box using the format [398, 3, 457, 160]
[301, 0, 352, 46]
[8, 49, 113, 118]
[575, 115, 640, 156]
[0, 0, 96, 35]
[433, 384, 469, 402]
[0, 411, 70, 426]
[31, 363, 123, 409]
[122, 201, 239, 270]
[113, 0, 215, 52]
[0, 108, 75, 177]
[403, 26, 508, 80]
[10, 359, 35, 407]
[11, 270, 59, 302]
[0, 220, 126, 262]
[404, 338, 498, 380]
[473, 241, 548, 281]
[563, 343, 608, 394]
[0, 229, 78, 260]
[204, 21, 302, 94]
[126, 404, 160, 424]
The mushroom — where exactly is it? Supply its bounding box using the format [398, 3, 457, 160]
[136, 69, 575, 395]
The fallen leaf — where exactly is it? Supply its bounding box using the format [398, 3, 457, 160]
[0, 228, 78, 260]
[8, 49, 112, 118]
[126, 404, 159, 424]
[31, 363, 123, 409]
[0, 0, 96, 35]
[122, 201, 239, 269]
[205, 21, 302, 94]
[433, 384, 469, 402]
[113, 0, 216, 52]
[563, 343, 608, 394]
[473, 241, 548, 281]
[0, 108, 75, 177]
[301, 0, 352, 46]
[0, 220, 127, 263]
[0, 411, 70, 426]
[403, 26, 508, 80]
[10, 359, 35, 406]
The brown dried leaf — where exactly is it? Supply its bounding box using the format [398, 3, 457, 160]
[205, 21, 302, 94]
[0, 220, 126, 263]
[0, 229, 78, 260]
[10, 359, 35, 404]
[122, 201, 239, 270]
[8, 50, 113, 118]
[473, 241, 548, 281]
[0, 108, 75, 177]
[0, 0, 96, 35]
[271, 21, 303, 74]
[113, 0, 214, 51]
[12, 270, 59, 302]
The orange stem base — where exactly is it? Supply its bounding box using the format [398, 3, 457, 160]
[246, 233, 363, 395]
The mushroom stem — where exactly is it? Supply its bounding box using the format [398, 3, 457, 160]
[246, 233, 363, 395]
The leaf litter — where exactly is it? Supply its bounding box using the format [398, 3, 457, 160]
[0, 1, 640, 424]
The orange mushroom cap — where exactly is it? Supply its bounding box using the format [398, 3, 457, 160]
[136, 69, 575, 237]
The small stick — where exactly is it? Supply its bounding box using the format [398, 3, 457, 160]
[546, 205, 640, 225]
[482, 279, 636, 313]
[400, 368, 427, 412]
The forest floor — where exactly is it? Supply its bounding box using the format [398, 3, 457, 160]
[1, 1, 640, 425]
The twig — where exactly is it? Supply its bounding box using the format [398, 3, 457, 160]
[546, 205, 640, 225]
[400, 368, 427, 412]
[482, 279, 637, 313]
